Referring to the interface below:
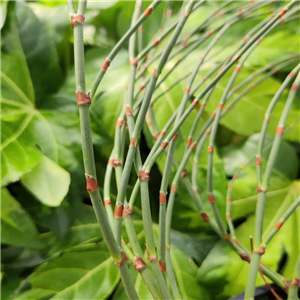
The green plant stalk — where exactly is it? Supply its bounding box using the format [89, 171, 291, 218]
[69, 2, 139, 299]
[288, 255, 300, 300]
[245, 72, 300, 300]
[90, 0, 162, 98]
[262, 196, 300, 247]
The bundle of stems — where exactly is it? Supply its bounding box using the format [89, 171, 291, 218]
[67, 0, 300, 299]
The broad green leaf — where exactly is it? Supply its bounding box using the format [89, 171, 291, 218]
[15, 2, 63, 104]
[21, 155, 71, 207]
[197, 181, 300, 299]
[14, 242, 120, 300]
[1, 188, 43, 248]
[171, 245, 211, 300]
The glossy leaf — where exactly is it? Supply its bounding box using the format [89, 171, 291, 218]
[1, 188, 43, 248]
[21, 155, 71, 207]
[14, 242, 120, 300]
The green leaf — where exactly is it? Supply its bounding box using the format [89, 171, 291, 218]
[171, 245, 212, 300]
[14, 242, 120, 300]
[21, 155, 71, 207]
[15, 2, 64, 104]
[1, 188, 43, 249]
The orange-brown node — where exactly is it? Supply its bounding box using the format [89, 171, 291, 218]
[153, 132, 160, 140]
[218, 103, 224, 110]
[159, 192, 167, 204]
[269, 14, 275, 19]
[102, 59, 110, 71]
[242, 164, 247, 169]
[253, 246, 265, 256]
[130, 58, 138, 66]
[226, 214, 231, 221]
[272, 68, 279, 73]
[256, 38, 262, 44]
[242, 37, 248, 43]
[201, 212, 209, 222]
[194, 189, 199, 194]
[160, 141, 169, 149]
[76, 91, 91, 106]
[122, 205, 133, 217]
[138, 26, 143, 33]
[115, 249, 127, 267]
[104, 199, 111, 206]
[139, 169, 150, 181]
[150, 101, 154, 107]
[228, 185, 232, 190]
[108, 158, 114, 165]
[181, 169, 188, 178]
[190, 142, 197, 149]
[142, 64, 147, 70]
[211, 111, 216, 117]
[226, 198, 231, 203]
[144, 7, 153, 17]
[256, 156, 261, 166]
[187, 137, 192, 146]
[159, 261, 166, 272]
[208, 194, 215, 203]
[133, 257, 147, 273]
[278, 9, 287, 17]
[214, 35, 219, 40]
[114, 204, 124, 218]
[70, 14, 85, 28]
[153, 39, 159, 46]
[208, 146, 214, 154]
[217, 13, 224, 18]
[184, 87, 190, 94]
[234, 55, 241, 62]
[136, 2, 141, 8]
[200, 103, 206, 109]
[201, 77, 206, 82]
[240, 252, 250, 262]
[164, 88, 169, 93]
[122, 240, 126, 245]
[146, 248, 157, 262]
[85, 174, 99, 192]
[171, 184, 178, 192]
[172, 133, 178, 141]
[249, 84, 255, 89]
[257, 185, 262, 193]
[234, 66, 241, 73]
[226, 106, 231, 111]
[206, 30, 212, 37]
[233, 174, 238, 179]
[160, 130, 166, 137]
[232, 87, 238, 93]
[291, 278, 300, 287]
[252, 73, 257, 77]
[276, 126, 284, 135]
[288, 71, 295, 77]
[113, 159, 122, 168]
[239, 9, 244, 16]
[130, 136, 137, 147]
[116, 118, 123, 127]
[165, 243, 170, 250]
[233, 238, 240, 246]
[224, 234, 231, 242]
[205, 130, 210, 136]
[125, 106, 133, 116]
[274, 220, 284, 230]
[191, 100, 199, 107]
[264, 115, 270, 122]
[291, 84, 298, 91]
[152, 68, 158, 78]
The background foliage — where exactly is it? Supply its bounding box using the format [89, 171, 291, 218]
[1, 1, 299, 299]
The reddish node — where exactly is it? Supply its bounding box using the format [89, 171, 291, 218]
[190, 142, 197, 149]
[218, 103, 224, 110]
[143, 7, 153, 17]
[253, 246, 265, 256]
[240, 252, 250, 262]
[160, 130, 166, 137]
[205, 130, 210, 136]
[276, 126, 284, 135]
[160, 141, 169, 149]
[184, 87, 190, 94]
[102, 59, 110, 71]
[164, 88, 169, 93]
[159, 261, 166, 272]
[208, 146, 214, 154]
[291, 278, 300, 287]
[152, 68, 158, 78]
[191, 100, 199, 107]
[226, 198, 231, 203]
[264, 115, 270, 122]
[233, 174, 238, 179]
[153, 132, 160, 140]
[201, 212, 209, 222]
[104, 199, 111, 206]
[242, 37, 248, 43]
[288, 71, 295, 77]
[234, 66, 241, 73]
[126, 106, 133, 116]
[201, 77, 206, 82]
[208, 194, 215, 203]
[234, 55, 241, 62]
[278, 9, 287, 17]
[200, 103, 206, 109]
[115, 249, 127, 267]
[159, 192, 167, 204]
[139, 169, 150, 181]
[139, 83, 145, 90]
[130, 136, 136, 147]
[226, 214, 231, 221]
[291, 84, 298, 91]
[70, 13, 85, 28]
[181, 169, 188, 178]
[116, 118, 123, 127]
[211, 111, 216, 117]
[228, 185, 232, 190]
[187, 137, 192, 146]
[153, 39, 159, 46]
[130, 58, 138, 66]
[85, 174, 99, 192]
[114, 204, 124, 218]
[275, 220, 284, 230]
[224, 234, 230, 242]
[256, 156, 261, 166]
[76, 91, 91, 106]
[234, 238, 240, 246]
[138, 26, 143, 33]
[206, 30, 212, 37]
[122, 205, 133, 217]
[171, 184, 178, 192]
[172, 133, 178, 141]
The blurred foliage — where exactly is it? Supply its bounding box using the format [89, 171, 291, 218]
[1, 1, 299, 299]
